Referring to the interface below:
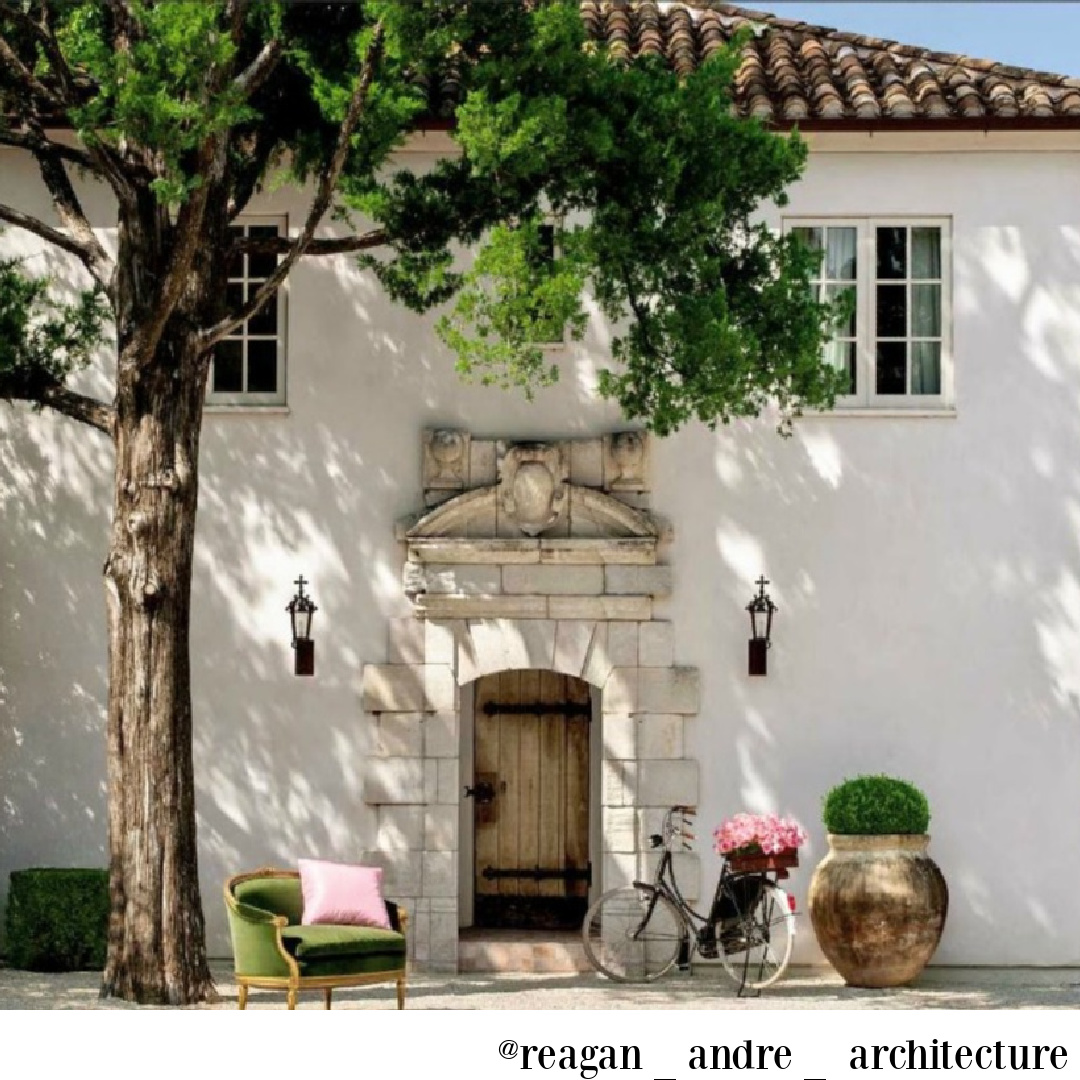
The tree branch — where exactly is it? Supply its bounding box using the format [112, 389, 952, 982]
[234, 38, 281, 99]
[0, 201, 108, 276]
[201, 24, 386, 350]
[0, 128, 97, 171]
[0, 29, 63, 111]
[232, 229, 389, 257]
[39, 383, 115, 436]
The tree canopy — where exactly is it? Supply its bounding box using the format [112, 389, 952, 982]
[1, 0, 843, 437]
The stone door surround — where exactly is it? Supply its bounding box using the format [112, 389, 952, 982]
[358, 430, 701, 971]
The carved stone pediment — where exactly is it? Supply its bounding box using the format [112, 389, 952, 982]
[498, 442, 567, 537]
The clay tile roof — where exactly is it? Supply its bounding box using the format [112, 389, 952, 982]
[575, 1, 1080, 127]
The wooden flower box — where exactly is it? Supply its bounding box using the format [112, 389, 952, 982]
[726, 847, 799, 874]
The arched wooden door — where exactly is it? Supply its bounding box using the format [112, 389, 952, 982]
[470, 670, 591, 930]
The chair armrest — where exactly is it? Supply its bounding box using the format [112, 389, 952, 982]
[225, 887, 293, 978]
[386, 901, 409, 936]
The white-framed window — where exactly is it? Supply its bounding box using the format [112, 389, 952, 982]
[787, 218, 952, 410]
[533, 220, 568, 349]
[207, 216, 287, 406]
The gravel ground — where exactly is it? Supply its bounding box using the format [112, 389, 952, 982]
[3, 963, 1080, 1009]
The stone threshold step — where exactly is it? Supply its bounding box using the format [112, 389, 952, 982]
[458, 935, 593, 973]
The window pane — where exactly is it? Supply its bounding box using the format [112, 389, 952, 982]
[877, 226, 907, 279]
[876, 284, 907, 337]
[911, 342, 942, 394]
[246, 339, 278, 393]
[248, 247, 278, 280]
[226, 282, 244, 317]
[248, 292, 277, 335]
[912, 284, 941, 337]
[912, 228, 941, 280]
[225, 229, 243, 279]
[824, 339, 857, 395]
[793, 227, 823, 253]
[825, 283, 856, 336]
[213, 340, 243, 393]
[876, 342, 907, 395]
[826, 227, 857, 280]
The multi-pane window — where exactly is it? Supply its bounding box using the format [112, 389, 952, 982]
[208, 218, 286, 405]
[789, 219, 951, 408]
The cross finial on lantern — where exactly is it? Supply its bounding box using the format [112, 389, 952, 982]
[294, 575, 308, 597]
[755, 575, 770, 596]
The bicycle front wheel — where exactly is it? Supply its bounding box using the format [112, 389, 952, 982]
[582, 885, 685, 983]
[719, 883, 795, 991]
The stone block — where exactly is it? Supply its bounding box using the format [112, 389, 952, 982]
[602, 760, 637, 806]
[423, 852, 457, 897]
[387, 618, 425, 665]
[362, 758, 424, 804]
[430, 912, 458, 966]
[362, 664, 425, 712]
[425, 665, 458, 711]
[607, 622, 638, 667]
[602, 853, 638, 892]
[425, 806, 459, 851]
[638, 621, 674, 668]
[549, 596, 651, 620]
[637, 667, 700, 715]
[372, 713, 424, 757]
[601, 713, 636, 761]
[637, 759, 699, 809]
[377, 805, 424, 850]
[465, 618, 556, 677]
[469, 438, 497, 487]
[569, 437, 603, 488]
[502, 564, 604, 595]
[602, 667, 637, 714]
[582, 624, 614, 688]
[417, 595, 548, 620]
[424, 564, 503, 596]
[602, 807, 637, 853]
[637, 714, 684, 759]
[553, 620, 597, 679]
[425, 621, 460, 667]
[411, 912, 431, 963]
[539, 539, 657, 565]
[605, 565, 673, 597]
[423, 759, 439, 804]
[374, 850, 422, 895]
[437, 759, 460, 805]
[425, 711, 459, 758]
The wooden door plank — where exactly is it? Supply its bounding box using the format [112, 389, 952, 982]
[538, 670, 565, 898]
[474, 674, 501, 898]
[565, 676, 591, 899]
[497, 670, 522, 897]
[518, 669, 541, 898]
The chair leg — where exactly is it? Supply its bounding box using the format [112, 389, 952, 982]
[287, 988, 298, 1010]
[238, 984, 249, 1010]
[324, 988, 332, 1010]
[397, 975, 406, 1010]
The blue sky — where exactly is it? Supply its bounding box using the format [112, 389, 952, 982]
[764, 3, 1080, 76]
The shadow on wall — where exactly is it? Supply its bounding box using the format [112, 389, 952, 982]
[668, 218, 1080, 966]
[4, 222, 1080, 966]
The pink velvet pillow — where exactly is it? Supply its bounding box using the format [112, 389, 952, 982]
[298, 858, 391, 929]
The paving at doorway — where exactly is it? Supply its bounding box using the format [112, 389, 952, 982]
[458, 928, 592, 973]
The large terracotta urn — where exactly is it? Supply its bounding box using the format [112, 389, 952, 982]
[808, 834, 948, 988]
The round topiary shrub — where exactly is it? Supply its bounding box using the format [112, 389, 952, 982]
[822, 774, 930, 835]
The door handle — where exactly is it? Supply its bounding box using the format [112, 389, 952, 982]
[464, 781, 496, 804]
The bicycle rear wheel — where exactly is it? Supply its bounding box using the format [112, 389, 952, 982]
[582, 885, 685, 983]
[719, 883, 794, 991]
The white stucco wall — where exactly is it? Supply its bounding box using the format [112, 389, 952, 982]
[3, 133, 1080, 965]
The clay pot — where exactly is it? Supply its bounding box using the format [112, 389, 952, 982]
[808, 834, 948, 988]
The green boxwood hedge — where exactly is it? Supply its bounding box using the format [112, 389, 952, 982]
[822, 775, 930, 835]
[4, 868, 109, 971]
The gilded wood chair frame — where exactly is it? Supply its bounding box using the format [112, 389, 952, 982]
[225, 867, 408, 1010]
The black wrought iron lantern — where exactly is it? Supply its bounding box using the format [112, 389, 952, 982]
[746, 575, 777, 677]
[287, 575, 317, 676]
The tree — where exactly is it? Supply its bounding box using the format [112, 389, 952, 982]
[0, 0, 842, 1004]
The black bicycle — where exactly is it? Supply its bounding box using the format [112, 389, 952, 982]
[581, 805, 796, 991]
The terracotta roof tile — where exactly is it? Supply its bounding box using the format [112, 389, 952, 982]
[574, 1, 1080, 126]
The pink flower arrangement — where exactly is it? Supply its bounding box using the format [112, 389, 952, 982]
[713, 812, 808, 857]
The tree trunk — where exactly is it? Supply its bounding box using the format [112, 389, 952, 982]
[100, 320, 215, 1004]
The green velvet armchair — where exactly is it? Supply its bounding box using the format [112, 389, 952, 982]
[224, 868, 408, 1010]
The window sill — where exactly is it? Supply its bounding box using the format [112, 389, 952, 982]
[799, 406, 957, 420]
[204, 404, 291, 416]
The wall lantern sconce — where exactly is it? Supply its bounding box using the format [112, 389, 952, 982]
[747, 575, 777, 677]
[287, 575, 317, 676]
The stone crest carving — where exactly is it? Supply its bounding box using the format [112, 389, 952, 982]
[497, 442, 568, 537]
[423, 429, 469, 494]
[604, 430, 648, 492]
